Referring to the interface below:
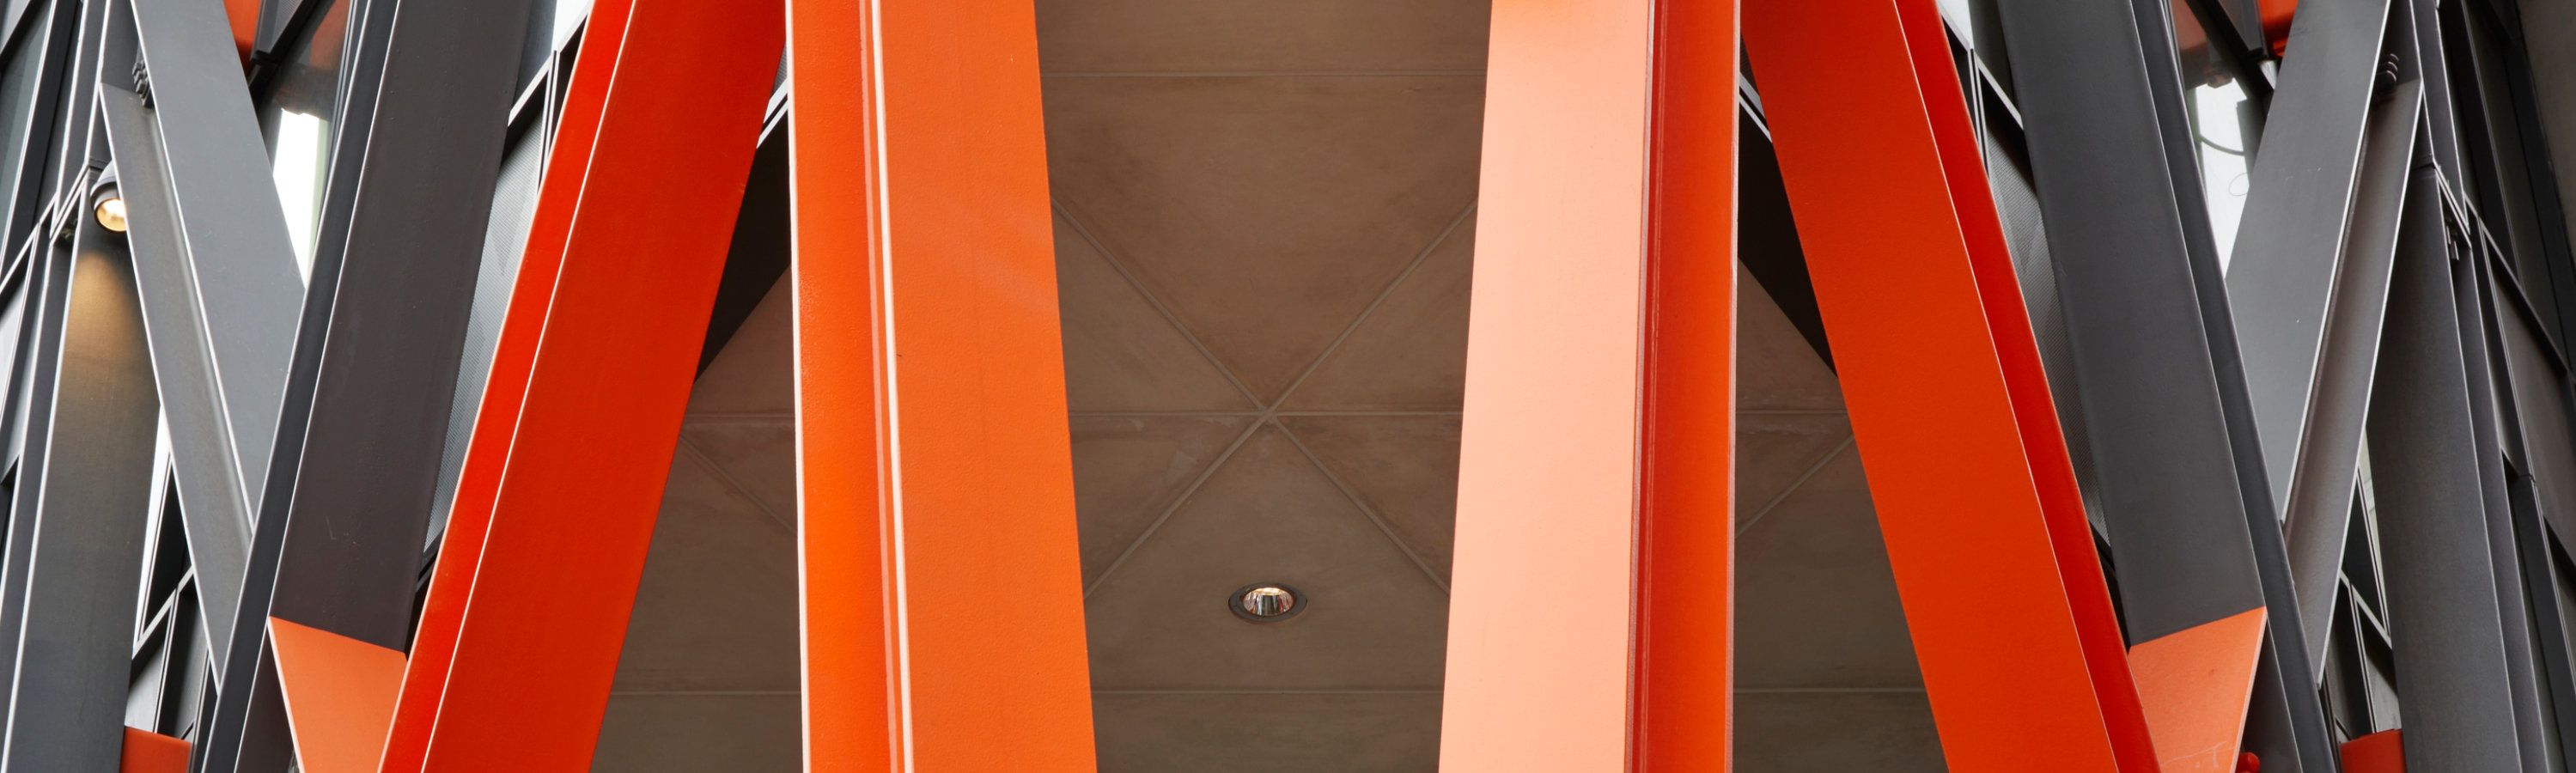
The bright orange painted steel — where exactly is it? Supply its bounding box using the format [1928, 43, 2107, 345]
[2341, 730, 2403, 773]
[1443, 0, 1739, 768]
[379, 0, 630, 769]
[2128, 608, 2268, 773]
[269, 618, 405, 773]
[789, 0, 1097, 770]
[1745, 0, 2155, 770]
[1886, 0, 2160, 766]
[1635, 0, 1737, 770]
[119, 729, 189, 773]
[222, 0, 256, 62]
[375, 0, 782, 769]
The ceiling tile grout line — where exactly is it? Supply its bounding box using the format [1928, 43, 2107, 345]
[1068, 411, 1265, 418]
[1737, 408, 1848, 416]
[1081, 420, 1267, 600]
[1276, 423, 1450, 593]
[1733, 686, 1927, 694]
[1053, 198, 1266, 408]
[1733, 434, 1856, 538]
[1041, 70, 1485, 79]
[675, 433, 799, 536]
[1264, 202, 1477, 408]
[1091, 689, 1446, 695]
[1272, 410, 1464, 417]
[685, 411, 795, 422]
[1071, 198, 1477, 600]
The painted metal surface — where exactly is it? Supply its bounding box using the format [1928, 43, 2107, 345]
[118, 729, 189, 773]
[125, 0, 308, 678]
[377, 0, 779, 770]
[1995, 0, 2268, 646]
[2341, 730, 2405, 773]
[1745, 0, 2156, 770]
[1994, 3, 2308, 767]
[789, 0, 1099, 769]
[0, 208, 162, 773]
[1635, 0, 1736, 769]
[2128, 608, 2270, 773]
[384, 4, 632, 766]
[2222, 0, 2389, 594]
[2281, 80, 2417, 684]
[98, 84, 260, 684]
[2368, 164, 2528, 772]
[267, 618, 404, 773]
[1438, 0, 1659, 768]
[192, 1, 532, 769]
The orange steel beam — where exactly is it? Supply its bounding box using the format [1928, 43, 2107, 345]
[269, 618, 405, 773]
[379, 0, 631, 765]
[789, 0, 1097, 770]
[1441, 0, 1735, 769]
[119, 729, 190, 773]
[374, 0, 782, 770]
[1745, 0, 2158, 770]
[1635, 0, 1738, 770]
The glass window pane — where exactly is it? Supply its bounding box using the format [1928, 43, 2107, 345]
[258, 0, 350, 282]
[2170, 0, 2264, 273]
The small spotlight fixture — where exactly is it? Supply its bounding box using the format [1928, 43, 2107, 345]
[1229, 583, 1304, 622]
[93, 193, 126, 233]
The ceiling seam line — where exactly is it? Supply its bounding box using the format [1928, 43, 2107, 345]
[1081, 418, 1268, 600]
[674, 432, 796, 535]
[1276, 421, 1451, 593]
[1050, 198, 1266, 408]
[1733, 434, 1857, 537]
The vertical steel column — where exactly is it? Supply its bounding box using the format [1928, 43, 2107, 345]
[374, 0, 779, 770]
[2366, 164, 2528, 771]
[789, 0, 1099, 769]
[0, 192, 163, 773]
[1439, 0, 1736, 769]
[1635, 0, 1737, 770]
[1745, 0, 2157, 770]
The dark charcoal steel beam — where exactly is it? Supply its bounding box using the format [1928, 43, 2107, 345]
[98, 83, 257, 681]
[0, 198, 166, 773]
[2003, 0, 2340, 768]
[3, 0, 84, 253]
[2225, 0, 2390, 520]
[199, 0, 531, 770]
[2369, 161, 2530, 772]
[2478, 256, 2574, 770]
[1997, 0, 2265, 648]
[128, 0, 302, 541]
[2281, 80, 2417, 679]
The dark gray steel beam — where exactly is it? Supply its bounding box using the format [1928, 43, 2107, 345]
[1996, 0, 2265, 648]
[0, 192, 166, 773]
[2478, 256, 2576, 770]
[97, 84, 254, 683]
[2439, 219, 2552, 771]
[113, 0, 303, 683]
[2369, 161, 2530, 772]
[2281, 79, 2416, 679]
[2001, 0, 2338, 768]
[128, 0, 303, 537]
[2224, 0, 2390, 520]
[201, 0, 532, 769]
[2, 0, 84, 253]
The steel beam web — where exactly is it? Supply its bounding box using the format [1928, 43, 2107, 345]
[790, 0, 1100, 768]
[1745, 0, 2158, 769]
[376, 0, 779, 770]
